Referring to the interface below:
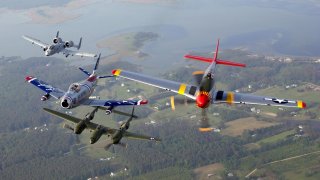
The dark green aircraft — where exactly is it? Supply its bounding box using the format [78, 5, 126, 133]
[43, 107, 161, 150]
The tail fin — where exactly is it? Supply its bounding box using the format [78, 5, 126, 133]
[56, 31, 59, 38]
[184, 39, 246, 68]
[93, 53, 101, 73]
[77, 37, 82, 50]
[79, 67, 91, 76]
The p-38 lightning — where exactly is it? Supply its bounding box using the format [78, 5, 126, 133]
[25, 54, 148, 114]
[43, 106, 161, 150]
[112, 39, 306, 131]
[22, 31, 96, 58]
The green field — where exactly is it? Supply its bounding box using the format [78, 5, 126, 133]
[257, 130, 295, 145]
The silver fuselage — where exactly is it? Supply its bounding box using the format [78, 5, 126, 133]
[45, 43, 65, 56]
[60, 75, 97, 109]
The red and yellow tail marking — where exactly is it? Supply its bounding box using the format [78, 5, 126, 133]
[178, 83, 187, 95]
[297, 101, 307, 108]
[112, 69, 122, 76]
[226, 92, 234, 104]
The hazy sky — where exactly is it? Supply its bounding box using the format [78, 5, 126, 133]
[0, 0, 319, 57]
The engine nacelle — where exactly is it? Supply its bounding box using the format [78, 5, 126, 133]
[74, 120, 87, 134]
[64, 41, 74, 48]
[105, 106, 114, 115]
[90, 126, 104, 144]
[53, 37, 62, 44]
[41, 94, 50, 101]
[43, 47, 48, 51]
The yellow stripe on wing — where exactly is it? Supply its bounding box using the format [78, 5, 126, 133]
[226, 92, 234, 104]
[178, 83, 187, 95]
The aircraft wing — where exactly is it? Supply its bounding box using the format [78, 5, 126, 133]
[62, 49, 97, 58]
[123, 131, 161, 142]
[212, 90, 306, 108]
[25, 76, 66, 99]
[43, 108, 117, 134]
[43, 108, 81, 124]
[22, 35, 48, 49]
[82, 99, 148, 107]
[112, 69, 198, 100]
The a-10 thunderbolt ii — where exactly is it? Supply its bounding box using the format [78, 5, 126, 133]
[112, 39, 306, 131]
[43, 106, 161, 150]
[22, 31, 96, 58]
[25, 54, 148, 114]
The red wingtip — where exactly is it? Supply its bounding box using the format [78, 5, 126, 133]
[111, 69, 117, 75]
[140, 100, 148, 105]
[25, 76, 33, 81]
[302, 102, 307, 108]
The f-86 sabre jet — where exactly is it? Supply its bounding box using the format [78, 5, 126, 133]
[43, 106, 160, 150]
[112, 39, 306, 131]
[22, 31, 96, 58]
[25, 54, 148, 114]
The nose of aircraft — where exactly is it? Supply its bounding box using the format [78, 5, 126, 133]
[61, 98, 71, 109]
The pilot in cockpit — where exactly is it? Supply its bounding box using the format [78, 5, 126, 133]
[69, 83, 81, 92]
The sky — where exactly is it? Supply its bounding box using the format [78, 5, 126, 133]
[0, 0, 319, 58]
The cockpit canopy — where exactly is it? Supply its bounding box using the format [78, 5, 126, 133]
[69, 83, 81, 92]
[49, 45, 54, 50]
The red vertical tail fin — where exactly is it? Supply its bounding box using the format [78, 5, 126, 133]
[184, 39, 246, 67]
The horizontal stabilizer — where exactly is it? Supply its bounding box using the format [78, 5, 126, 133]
[184, 55, 246, 67]
[184, 55, 213, 63]
[216, 59, 246, 67]
[79, 67, 91, 76]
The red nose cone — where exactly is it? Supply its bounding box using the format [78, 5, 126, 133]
[196, 93, 210, 108]
[112, 69, 117, 75]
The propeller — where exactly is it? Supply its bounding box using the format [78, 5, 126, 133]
[63, 124, 82, 144]
[104, 143, 113, 151]
[63, 123, 74, 131]
[103, 142, 127, 151]
[199, 109, 213, 132]
[192, 71, 205, 85]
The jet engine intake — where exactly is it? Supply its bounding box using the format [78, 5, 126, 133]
[53, 37, 62, 44]
[61, 98, 72, 109]
[64, 41, 74, 48]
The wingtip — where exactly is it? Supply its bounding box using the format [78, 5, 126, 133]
[139, 99, 148, 105]
[25, 76, 34, 81]
[297, 101, 307, 109]
[112, 69, 121, 76]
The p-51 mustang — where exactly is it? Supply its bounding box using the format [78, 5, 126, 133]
[112, 39, 306, 131]
[43, 107, 161, 150]
[22, 31, 96, 58]
[25, 54, 148, 114]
